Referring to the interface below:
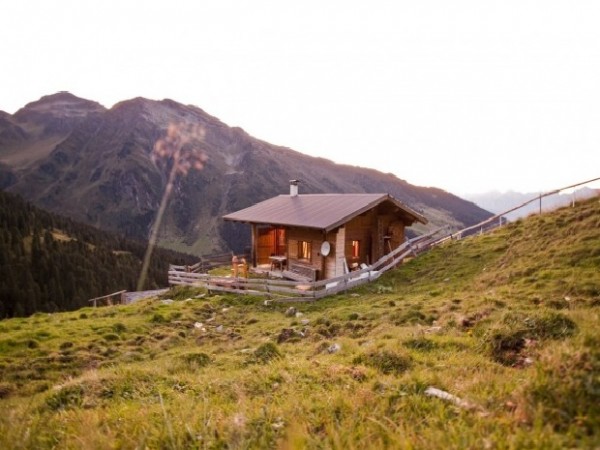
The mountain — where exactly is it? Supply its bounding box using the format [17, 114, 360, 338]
[0, 92, 106, 170]
[464, 187, 599, 221]
[0, 92, 492, 255]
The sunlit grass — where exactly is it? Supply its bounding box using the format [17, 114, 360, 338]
[0, 197, 598, 448]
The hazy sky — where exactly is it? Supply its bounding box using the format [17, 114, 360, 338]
[1, 0, 599, 194]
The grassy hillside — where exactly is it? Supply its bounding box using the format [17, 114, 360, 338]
[0, 197, 598, 449]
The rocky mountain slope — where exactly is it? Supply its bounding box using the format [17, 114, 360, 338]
[0, 92, 492, 255]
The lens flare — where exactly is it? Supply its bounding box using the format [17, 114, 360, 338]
[137, 122, 207, 291]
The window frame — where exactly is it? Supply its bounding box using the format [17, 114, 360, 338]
[351, 240, 360, 258]
[297, 240, 312, 262]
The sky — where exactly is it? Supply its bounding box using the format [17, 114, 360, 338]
[1, 0, 599, 195]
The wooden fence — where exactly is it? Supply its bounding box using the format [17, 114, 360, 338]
[88, 290, 127, 307]
[169, 252, 249, 274]
[168, 227, 445, 301]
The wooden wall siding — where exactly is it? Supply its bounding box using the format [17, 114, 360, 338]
[251, 224, 258, 267]
[388, 220, 405, 250]
[287, 227, 322, 266]
[288, 238, 298, 259]
[376, 216, 385, 261]
[321, 229, 338, 279]
[343, 209, 407, 266]
[285, 227, 344, 280]
[374, 214, 403, 260]
[276, 229, 287, 256]
[345, 212, 376, 266]
[334, 226, 346, 277]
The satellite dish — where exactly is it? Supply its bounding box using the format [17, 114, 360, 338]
[320, 241, 331, 256]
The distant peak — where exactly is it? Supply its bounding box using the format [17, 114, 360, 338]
[41, 91, 80, 101]
[109, 96, 225, 128]
[115, 96, 153, 105]
[27, 92, 104, 108]
[15, 92, 106, 118]
[111, 97, 173, 112]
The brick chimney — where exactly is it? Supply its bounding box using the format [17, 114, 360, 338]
[290, 179, 300, 197]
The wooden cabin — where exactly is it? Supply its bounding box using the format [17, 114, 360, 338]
[222, 181, 428, 281]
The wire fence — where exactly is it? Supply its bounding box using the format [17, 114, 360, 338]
[432, 176, 600, 246]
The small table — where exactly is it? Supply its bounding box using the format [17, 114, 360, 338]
[269, 255, 287, 271]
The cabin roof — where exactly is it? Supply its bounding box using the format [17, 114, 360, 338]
[222, 193, 427, 232]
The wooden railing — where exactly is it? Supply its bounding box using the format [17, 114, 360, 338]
[88, 290, 127, 307]
[283, 261, 319, 282]
[169, 252, 249, 274]
[168, 227, 446, 301]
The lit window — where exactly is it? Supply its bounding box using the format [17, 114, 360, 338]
[298, 240, 312, 260]
[351, 240, 360, 258]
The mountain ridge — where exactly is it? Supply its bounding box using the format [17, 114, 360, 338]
[0, 92, 492, 255]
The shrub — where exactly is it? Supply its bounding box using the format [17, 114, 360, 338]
[485, 328, 527, 366]
[34, 330, 52, 339]
[169, 311, 182, 320]
[545, 299, 569, 310]
[103, 333, 120, 342]
[530, 312, 577, 339]
[518, 335, 600, 434]
[253, 343, 282, 364]
[150, 313, 166, 323]
[112, 323, 127, 333]
[179, 352, 211, 370]
[391, 308, 433, 325]
[353, 350, 412, 375]
[0, 382, 14, 399]
[316, 322, 341, 338]
[45, 385, 84, 411]
[482, 311, 577, 365]
[403, 338, 438, 352]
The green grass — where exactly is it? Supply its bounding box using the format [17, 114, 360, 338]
[0, 197, 599, 449]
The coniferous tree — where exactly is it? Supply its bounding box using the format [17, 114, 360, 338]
[0, 190, 197, 318]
